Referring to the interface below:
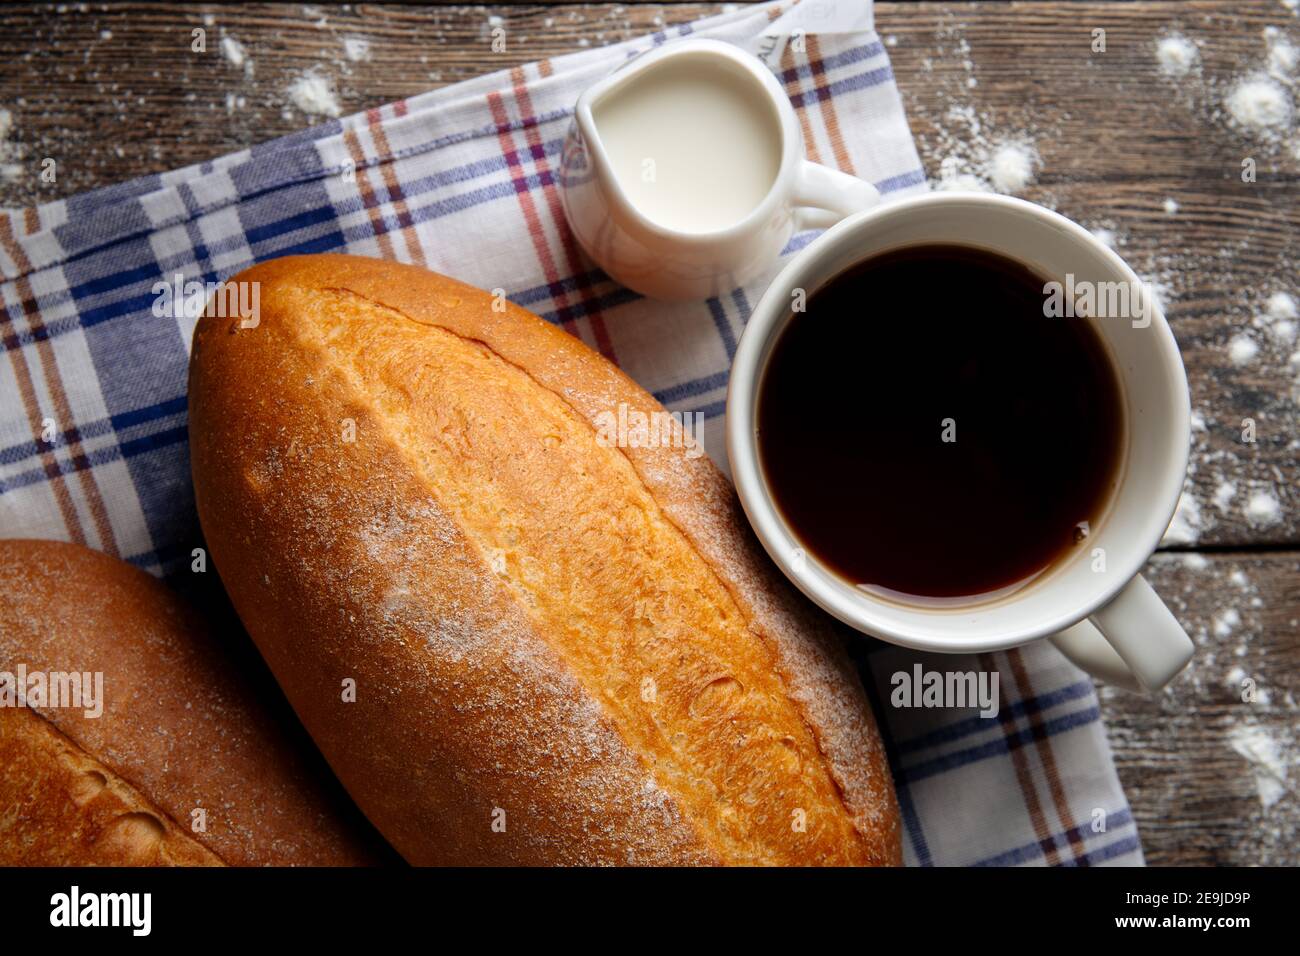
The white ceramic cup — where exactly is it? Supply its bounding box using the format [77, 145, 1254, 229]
[559, 38, 881, 301]
[726, 193, 1196, 692]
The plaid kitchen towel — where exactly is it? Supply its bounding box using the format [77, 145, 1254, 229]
[0, 0, 1142, 866]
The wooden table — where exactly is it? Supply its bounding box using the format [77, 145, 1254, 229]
[0, 2, 1295, 865]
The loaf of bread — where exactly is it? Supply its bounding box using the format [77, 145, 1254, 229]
[0, 539, 387, 866]
[188, 253, 901, 865]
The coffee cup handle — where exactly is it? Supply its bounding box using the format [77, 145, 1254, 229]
[791, 161, 881, 231]
[1049, 575, 1194, 692]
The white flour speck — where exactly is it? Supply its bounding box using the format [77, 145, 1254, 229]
[1266, 291, 1297, 321]
[1142, 276, 1172, 315]
[0, 107, 22, 183]
[1229, 723, 1291, 810]
[1228, 334, 1259, 365]
[1162, 490, 1202, 546]
[220, 36, 246, 69]
[1213, 608, 1241, 638]
[1213, 480, 1238, 512]
[1245, 490, 1282, 527]
[937, 173, 991, 193]
[1157, 34, 1199, 77]
[343, 36, 371, 62]
[1266, 29, 1299, 76]
[987, 142, 1036, 194]
[1163, 197, 1179, 215]
[1226, 76, 1294, 132]
[287, 70, 341, 118]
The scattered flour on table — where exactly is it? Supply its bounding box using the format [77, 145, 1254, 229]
[1225, 76, 1294, 140]
[220, 36, 246, 69]
[1250, 289, 1300, 355]
[1266, 291, 1297, 321]
[1265, 26, 1299, 77]
[987, 142, 1036, 193]
[1229, 722, 1291, 810]
[0, 107, 22, 183]
[929, 107, 1039, 195]
[1151, 24, 1300, 151]
[1156, 34, 1200, 77]
[1228, 334, 1260, 366]
[1162, 490, 1203, 546]
[912, 22, 1045, 197]
[934, 169, 990, 193]
[913, 11, 1300, 553]
[1244, 490, 1282, 527]
[343, 36, 371, 62]
[1213, 480, 1238, 513]
[1225, 666, 1271, 705]
[1213, 608, 1241, 638]
[1091, 227, 1117, 249]
[287, 70, 341, 118]
[1140, 274, 1172, 316]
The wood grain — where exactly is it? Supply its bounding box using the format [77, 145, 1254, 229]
[1122, 551, 1298, 866]
[0, 1, 1295, 865]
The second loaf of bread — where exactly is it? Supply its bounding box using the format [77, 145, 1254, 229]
[0, 539, 387, 866]
[188, 253, 901, 865]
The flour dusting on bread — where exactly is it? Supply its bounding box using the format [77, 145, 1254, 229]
[187, 254, 901, 865]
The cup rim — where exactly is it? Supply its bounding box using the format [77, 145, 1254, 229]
[574, 37, 800, 244]
[725, 192, 1191, 653]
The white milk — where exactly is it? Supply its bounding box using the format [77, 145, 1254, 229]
[591, 58, 782, 234]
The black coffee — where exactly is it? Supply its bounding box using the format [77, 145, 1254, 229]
[757, 243, 1124, 603]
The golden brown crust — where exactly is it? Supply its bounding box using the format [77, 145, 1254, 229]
[0, 707, 222, 866]
[188, 253, 901, 865]
[0, 538, 385, 866]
